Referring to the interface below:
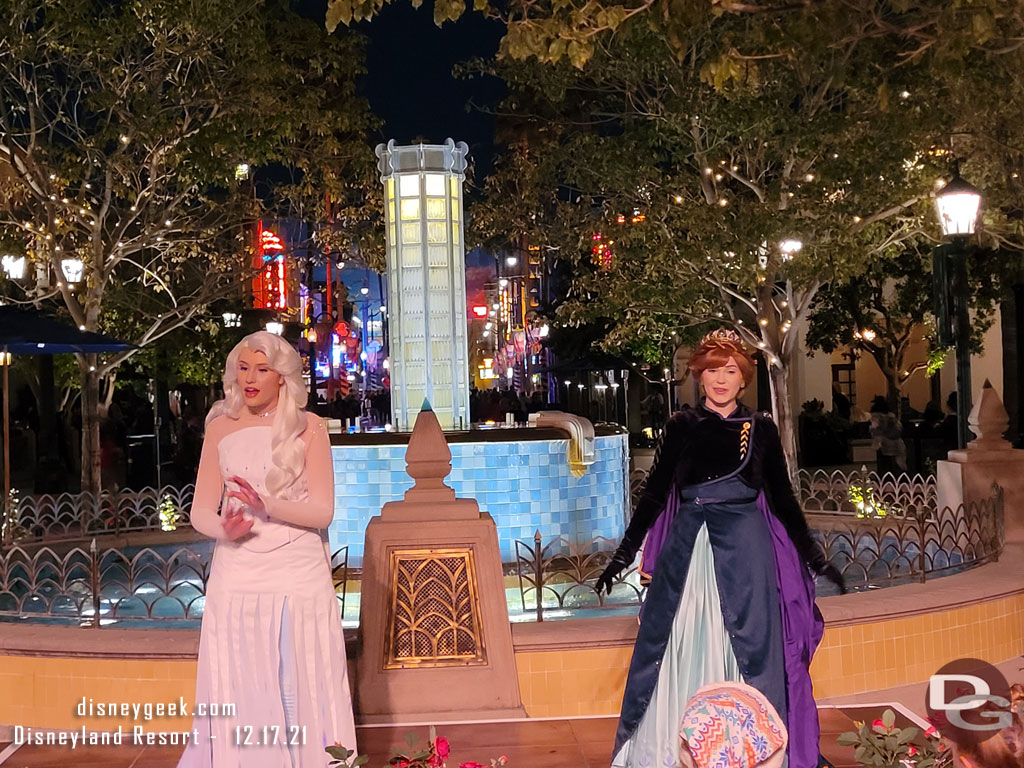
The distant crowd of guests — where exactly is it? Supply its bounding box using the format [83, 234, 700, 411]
[833, 388, 961, 474]
[469, 388, 548, 424]
[312, 388, 391, 428]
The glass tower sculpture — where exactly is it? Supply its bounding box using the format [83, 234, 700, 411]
[376, 139, 471, 430]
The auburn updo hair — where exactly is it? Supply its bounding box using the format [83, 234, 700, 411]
[688, 331, 756, 386]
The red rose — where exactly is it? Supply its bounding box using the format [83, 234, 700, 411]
[924, 725, 939, 739]
[908, 746, 918, 756]
[435, 737, 451, 759]
[427, 756, 442, 768]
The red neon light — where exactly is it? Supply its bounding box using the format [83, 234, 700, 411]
[261, 229, 284, 252]
[277, 257, 286, 309]
[253, 223, 288, 310]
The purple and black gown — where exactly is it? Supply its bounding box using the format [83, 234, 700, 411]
[610, 401, 826, 768]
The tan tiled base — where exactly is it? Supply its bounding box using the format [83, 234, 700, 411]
[515, 647, 633, 718]
[0, 656, 197, 733]
[2, 557, 1022, 728]
[811, 592, 1024, 699]
[514, 590, 1024, 717]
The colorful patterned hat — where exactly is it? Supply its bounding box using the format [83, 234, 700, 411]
[679, 681, 787, 768]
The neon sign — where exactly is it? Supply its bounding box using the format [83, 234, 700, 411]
[252, 223, 287, 309]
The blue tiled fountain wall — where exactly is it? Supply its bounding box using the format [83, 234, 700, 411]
[328, 433, 629, 564]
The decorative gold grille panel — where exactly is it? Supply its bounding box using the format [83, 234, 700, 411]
[383, 547, 486, 669]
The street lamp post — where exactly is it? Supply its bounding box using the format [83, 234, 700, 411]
[933, 173, 983, 450]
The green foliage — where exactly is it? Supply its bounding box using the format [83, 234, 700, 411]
[123, 318, 247, 388]
[848, 484, 888, 519]
[806, 239, 1005, 405]
[0, 0, 376, 369]
[926, 347, 949, 378]
[0, 0, 376, 491]
[836, 708, 951, 768]
[325, 743, 368, 767]
[469, 14, 944, 381]
[454, 1, 1024, 466]
[159, 494, 180, 532]
[326, 0, 1024, 89]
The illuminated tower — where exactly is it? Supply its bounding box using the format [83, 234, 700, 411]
[376, 139, 470, 430]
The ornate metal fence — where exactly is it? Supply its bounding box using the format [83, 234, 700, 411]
[513, 484, 1004, 617]
[0, 470, 1006, 625]
[3, 486, 196, 544]
[815, 486, 1004, 589]
[797, 467, 935, 519]
[513, 533, 645, 622]
[0, 539, 349, 627]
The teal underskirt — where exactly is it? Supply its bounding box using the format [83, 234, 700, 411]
[612, 523, 742, 768]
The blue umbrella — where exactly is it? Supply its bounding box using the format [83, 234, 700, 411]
[0, 306, 131, 354]
[0, 306, 132, 543]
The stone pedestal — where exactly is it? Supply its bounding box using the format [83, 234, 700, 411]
[936, 380, 1024, 543]
[355, 403, 524, 722]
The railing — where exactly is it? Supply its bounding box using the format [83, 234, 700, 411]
[513, 485, 1004, 618]
[0, 472, 1005, 625]
[0, 540, 349, 627]
[512, 533, 645, 622]
[797, 467, 935, 519]
[816, 486, 1004, 590]
[2, 486, 196, 544]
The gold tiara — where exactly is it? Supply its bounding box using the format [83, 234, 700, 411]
[698, 328, 745, 348]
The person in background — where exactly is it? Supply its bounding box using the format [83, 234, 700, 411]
[869, 396, 905, 476]
[642, 389, 667, 433]
[831, 387, 852, 422]
[922, 400, 944, 432]
[939, 390, 960, 452]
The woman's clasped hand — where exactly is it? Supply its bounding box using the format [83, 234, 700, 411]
[219, 475, 266, 540]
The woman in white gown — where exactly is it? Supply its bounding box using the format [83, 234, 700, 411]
[177, 331, 357, 768]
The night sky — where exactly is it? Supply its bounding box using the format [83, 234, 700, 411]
[357, 2, 506, 180]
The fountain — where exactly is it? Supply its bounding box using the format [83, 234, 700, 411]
[326, 141, 629, 563]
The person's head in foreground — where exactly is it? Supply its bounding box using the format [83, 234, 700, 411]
[678, 682, 787, 768]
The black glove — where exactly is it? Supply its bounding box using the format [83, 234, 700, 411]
[791, 531, 848, 594]
[817, 563, 848, 594]
[595, 548, 634, 595]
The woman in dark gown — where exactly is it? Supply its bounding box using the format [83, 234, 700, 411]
[599, 330, 845, 768]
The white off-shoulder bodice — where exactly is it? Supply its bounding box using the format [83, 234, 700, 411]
[218, 425, 316, 552]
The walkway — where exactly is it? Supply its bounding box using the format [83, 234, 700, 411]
[0, 707, 913, 767]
